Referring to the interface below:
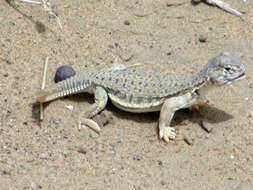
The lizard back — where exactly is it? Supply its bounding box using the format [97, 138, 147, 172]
[37, 67, 202, 106]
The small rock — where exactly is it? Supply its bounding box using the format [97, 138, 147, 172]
[133, 155, 141, 161]
[65, 105, 73, 111]
[166, 52, 171, 56]
[199, 34, 207, 43]
[77, 146, 87, 154]
[0, 170, 10, 175]
[63, 151, 68, 157]
[160, 180, 167, 186]
[108, 44, 114, 49]
[53, 119, 61, 125]
[54, 65, 76, 83]
[114, 42, 119, 47]
[39, 153, 48, 159]
[124, 20, 130, 25]
[31, 183, 37, 189]
[158, 160, 163, 166]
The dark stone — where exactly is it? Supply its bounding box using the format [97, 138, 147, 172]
[54, 65, 76, 83]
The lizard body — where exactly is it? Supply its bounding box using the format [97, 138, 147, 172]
[37, 52, 246, 142]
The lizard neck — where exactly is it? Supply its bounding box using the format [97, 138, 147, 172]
[187, 70, 209, 89]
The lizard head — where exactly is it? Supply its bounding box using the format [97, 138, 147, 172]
[203, 52, 246, 85]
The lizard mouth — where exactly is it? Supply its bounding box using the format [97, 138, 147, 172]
[231, 72, 246, 82]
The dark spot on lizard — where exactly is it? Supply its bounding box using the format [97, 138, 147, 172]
[129, 94, 133, 103]
[137, 97, 143, 104]
[147, 96, 152, 103]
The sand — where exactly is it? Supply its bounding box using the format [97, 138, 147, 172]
[0, 0, 252, 189]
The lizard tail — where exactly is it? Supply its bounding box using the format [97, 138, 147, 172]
[36, 74, 92, 103]
[36, 90, 53, 103]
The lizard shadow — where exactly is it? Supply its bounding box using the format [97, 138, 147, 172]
[68, 94, 159, 125]
[106, 103, 234, 129]
[171, 105, 234, 127]
[32, 94, 233, 131]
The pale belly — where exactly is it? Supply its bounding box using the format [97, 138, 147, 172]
[110, 99, 163, 113]
[108, 92, 164, 113]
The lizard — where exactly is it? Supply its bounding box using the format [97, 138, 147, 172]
[36, 52, 246, 142]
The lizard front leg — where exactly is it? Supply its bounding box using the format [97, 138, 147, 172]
[159, 92, 198, 142]
[79, 86, 108, 133]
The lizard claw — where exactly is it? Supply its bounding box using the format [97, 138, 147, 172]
[159, 127, 176, 142]
[79, 119, 101, 134]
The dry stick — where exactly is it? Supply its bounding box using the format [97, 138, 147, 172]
[19, 0, 62, 29]
[40, 56, 49, 121]
[205, 0, 242, 17]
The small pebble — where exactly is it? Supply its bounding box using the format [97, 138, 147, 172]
[199, 34, 207, 43]
[53, 119, 61, 125]
[0, 170, 10, 175]
[133, 155, 141, 161]
[39, 153, 48, 159]
[124, 20, 130, 25]
[77, 147, 87, 154]
[158, 160, 163, 166]
[54, 65, 76, 83]
[31, 183, 37, 189]
[65, 105, 73, 111]
[114, 42, 119, 47]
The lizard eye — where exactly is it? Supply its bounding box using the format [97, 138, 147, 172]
[224, 67, 231, 72]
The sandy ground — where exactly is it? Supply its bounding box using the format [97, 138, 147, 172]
[0, 0, 253, 189]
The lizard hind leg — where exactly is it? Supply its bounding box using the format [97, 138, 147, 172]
[78, 86, 108, 133]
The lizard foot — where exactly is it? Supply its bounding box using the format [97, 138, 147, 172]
[78, 119, 101, 134]
[159, 127, 176, 142]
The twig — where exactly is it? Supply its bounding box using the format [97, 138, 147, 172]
[19, 0, 41, 4]
[19, 0, 62, 29]
[40, 56, 49, 121]
[205, 0, 242, 17]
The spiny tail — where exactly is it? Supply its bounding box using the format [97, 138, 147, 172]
[36, 74, 91, 103]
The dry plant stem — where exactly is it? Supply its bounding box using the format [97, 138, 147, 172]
[40, 56, 49, 121]
[19, 0, 41, 4]
[19, 0, 62, 29]
[41, 0, 63, 29]
[205, 0, 242, 17]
